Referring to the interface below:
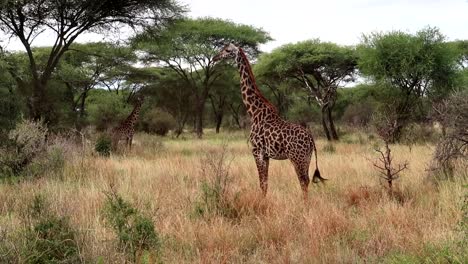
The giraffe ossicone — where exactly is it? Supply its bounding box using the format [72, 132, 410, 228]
[214, 43, 327, 199]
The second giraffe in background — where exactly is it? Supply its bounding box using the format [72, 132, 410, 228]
[111, 95, 145, 151]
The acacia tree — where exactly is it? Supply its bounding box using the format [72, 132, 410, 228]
[133, 17, 271, 138]
[144, 67, 193, 137]
[208, 67, 241, 133]
[358, 27, 459, 141]
[57, 42, 137, 129]
[0, 0, 183, 122]
[256, 40, 357, 141]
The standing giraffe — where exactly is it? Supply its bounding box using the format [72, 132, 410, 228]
[213, 43, 326, 198]
[111, 95, 145, 150]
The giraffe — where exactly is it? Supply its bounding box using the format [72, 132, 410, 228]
[213, 43, 327, 199]
[111, 95, 145, 151]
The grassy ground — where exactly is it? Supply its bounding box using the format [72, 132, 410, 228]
[1, 130, 467, 263]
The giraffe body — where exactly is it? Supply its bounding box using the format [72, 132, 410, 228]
[111, 96, 144, 150]
[213, 44, 326, 198]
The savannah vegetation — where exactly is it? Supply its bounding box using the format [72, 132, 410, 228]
[0, 0, 467, 263]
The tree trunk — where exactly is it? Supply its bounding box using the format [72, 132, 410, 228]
[327, 106, 339, 140]
[174, 113, 188, 138]
[29, 80, 50, 122]
[215, 113, 223, 134]
[195, 101, 205, 139]
[321, 106, 332, 141]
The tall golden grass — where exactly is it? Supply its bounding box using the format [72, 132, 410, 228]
[1, 130, 466, 263]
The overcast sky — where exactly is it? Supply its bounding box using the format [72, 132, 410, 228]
[1, 0, 467, 52]
[181, 0, 468, 51]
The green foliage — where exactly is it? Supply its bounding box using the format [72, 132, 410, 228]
[144, 68, 194, 135]
[24, 216, 80, 263]
[134, 17, 271, 137]
[103, 191, 160, 262]
[16, 194, 81, 264]
[358, 27, 459, 99]
[193, 180, 238, 219]
[58, 42, 139, 129]
[87, 90, 131, 131]
[135, 17, 271, 59]
[382, 242, 467, 264]
[255, 39, 357, 140]
[95, 134, 112, 157]
[256, 39, 357, 82]
[0, 86, 21, 140]
[285, 99, 321, 124]
[140, 108, 176, 136]
[193, 145, 238, 219]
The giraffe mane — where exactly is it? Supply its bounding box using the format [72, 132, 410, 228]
[238, 48, 278, 113]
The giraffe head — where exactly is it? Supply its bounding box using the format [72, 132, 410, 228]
[213, 43, 239, 62]
[134, 94, 145, 104]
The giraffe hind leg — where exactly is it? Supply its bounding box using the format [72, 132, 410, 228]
[292, 159, 310, 200]
[253, 150, 269, 196]
[126, 136, 132, 150]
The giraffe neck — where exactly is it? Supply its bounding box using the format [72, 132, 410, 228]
[235, 48, 277, 120]
[122, 101, 142, 127]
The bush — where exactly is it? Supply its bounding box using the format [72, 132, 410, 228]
[341, 100, 375, 127]
[0, 119, 47, 177]
[24, 216, 80, 263]
[95, 134, 112, 157]
[3, 194, 83, 263]
[0, 119, 67, 180]
[400, 123, 437, 145]
[429, 91, 468, 179]
[87, 91, 131, 131]
[193, 144, 239, 219]
[103, 190, 160, 262]
[140, 108, 176, 136]
[285, 101, 321, 124]
[24, 145, 66, 178]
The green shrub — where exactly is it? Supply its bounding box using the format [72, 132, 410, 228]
[95, 134, 112, 157]
[103, 190, 160, 262]
[140, 108, 176, 136]
[24, 216, 80, 263]
[14, 194, 82, 264]
[87, 91, 130, 131]
[285, 101, 321, 124]
[193, 145, 239, 219]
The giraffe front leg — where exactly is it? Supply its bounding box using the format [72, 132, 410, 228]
[126, 136, 132, 150]
[253, 149, 269, 196]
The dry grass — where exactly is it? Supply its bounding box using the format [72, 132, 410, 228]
[0, 130, 466, 263]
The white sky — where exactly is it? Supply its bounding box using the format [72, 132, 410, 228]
[1, 0, 467, 52]
[181, 0, 468, 51]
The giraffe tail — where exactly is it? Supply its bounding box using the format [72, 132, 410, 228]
[312, 141, 328, 184]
